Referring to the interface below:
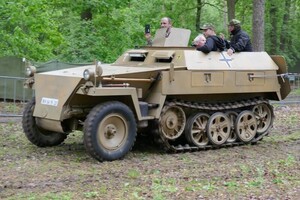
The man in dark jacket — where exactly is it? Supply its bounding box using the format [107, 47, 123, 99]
[227, 19, 252, 56]
[196, 23, 225, 53]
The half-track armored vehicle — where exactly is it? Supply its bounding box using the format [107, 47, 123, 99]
[23, 28, 291, 162]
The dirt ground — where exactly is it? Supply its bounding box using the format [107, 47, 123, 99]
[0, 104, 300, 200]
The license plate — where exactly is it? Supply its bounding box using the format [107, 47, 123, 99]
[41, 97, 59, 106]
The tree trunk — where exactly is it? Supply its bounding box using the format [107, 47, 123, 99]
[269, 1, 277, 54]
[196, 0, 203, 32]
[222, 0, 228, 29]
[252, 0, 265, 51]
[227, 0, 235, 21]
[280, 0, 291, 51]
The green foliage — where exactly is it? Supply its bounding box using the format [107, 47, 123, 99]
[264, 0, 300, 67]
[0, 0, 63, 61]
[0, 0, 299, 67]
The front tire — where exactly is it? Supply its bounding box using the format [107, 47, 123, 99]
[84, 101, 137, 162]
[22, 98, 67, 147]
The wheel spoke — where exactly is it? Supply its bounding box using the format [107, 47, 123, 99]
[211, 132, 218, 141]
[258, 106, 263, 115]
[193, 133, 201, 141]
[218, 132, 225, 139]
[191, 129, 200, 134]
[240, 129, 246, 139]
[248, 117, 257, 126]
[236, 123, 243, 130]
[210, 124, 217, 132]
[219, 120, 228, 129]
[194, 120, 202, 129]
[245, 129, 254, 139]
[261, 111, 267, 118]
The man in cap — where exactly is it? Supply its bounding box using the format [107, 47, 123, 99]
[196, 23, 225, 53]
[227, 19, 252, 56]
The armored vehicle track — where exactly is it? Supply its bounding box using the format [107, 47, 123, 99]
[153, 97, 274, 152]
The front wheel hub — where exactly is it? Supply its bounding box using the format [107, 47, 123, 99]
[105, 124, 117, 139]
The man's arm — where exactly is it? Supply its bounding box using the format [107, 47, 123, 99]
[145, 33, 152, 46]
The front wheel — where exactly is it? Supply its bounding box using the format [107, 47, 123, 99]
[22, 98, 67, 147]
[84, 101, 137, 162]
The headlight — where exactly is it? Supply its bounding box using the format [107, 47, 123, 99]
[83, 69, 95, 81]
[25, 66, 36, 77]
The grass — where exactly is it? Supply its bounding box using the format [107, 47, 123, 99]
[265, 131, 300, 143]
[290, 87, 300, 95]
[127, 169, 140, 179]
[0, 102, 24, 114]
[7, 192, 74, 200]
[0, 107, 300, 200]
[83, 191, 100, 199]
[285, 113, 300, 125]
[278, 155, 296, 167]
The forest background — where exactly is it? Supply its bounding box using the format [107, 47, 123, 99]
[0, 0, 299, 69]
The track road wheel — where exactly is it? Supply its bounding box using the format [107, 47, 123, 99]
[225, 111, 238, 143]
[22, 98, 67, 147]
[159, 105, 186, 140]
[84, 101, 137, 162]
[252, 103, 274, 135]
[184, 113, 209, 147]
[235, 110, 257, 143]
[207, 112, 231, 145]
